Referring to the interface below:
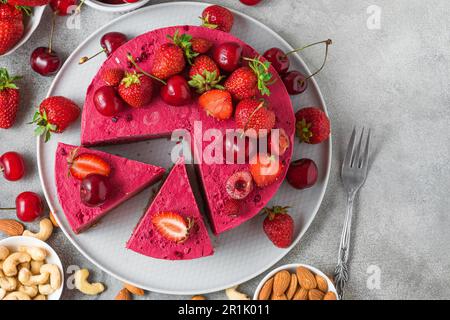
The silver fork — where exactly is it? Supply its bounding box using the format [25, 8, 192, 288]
[334, 127, 372, 300]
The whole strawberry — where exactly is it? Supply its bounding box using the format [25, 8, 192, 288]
[151, 43, 186, 80]
[191, 37, 212, 54]
[0, 17, 24, 55]
[0, 3, 23, 20]
[101, 68, 124, 87]
[225, 57, 274, 100]
[295, 107, 330, 144]
[8, 0, 50, 6]
[0, 68, 20, 129]
[118, 71, 153, 108]
[188, 55, 224, 94]
[235, 98, 275, 137]
[262, 206, 294, 248]
[31, 96, 80, 142]
[201, 5, 234, 33]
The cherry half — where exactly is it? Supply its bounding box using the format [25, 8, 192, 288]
[213, 42, 243, 73]
[160, 75, 192, 106]
[15, 192, 44, 222]
[0, 152, 25, 181]
[80, 174, 110, 207]
[93, 86, 125, 116]
[287, 158, 318, 190]
[79, 32, 128, 64]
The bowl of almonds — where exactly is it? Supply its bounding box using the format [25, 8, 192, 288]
[254, 264, 338, 300]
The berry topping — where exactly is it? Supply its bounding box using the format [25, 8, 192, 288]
[118, 71, 153, 108]
[191, 37, 213, 54]
[80, 174, 110, 207]
[235, 99, 275, 137]
[250, 154, 283, 187]
[226, 171, 254, 200]
[188, 55, 224, 93]
[151, 42, 186, 80]
[101, 68, 124, 87]
[152, 211, 193, 243]
[198, 89, 233, 120]
[68, 150, 111, 181]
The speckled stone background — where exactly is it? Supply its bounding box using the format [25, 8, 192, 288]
[1, 0, 449, 300]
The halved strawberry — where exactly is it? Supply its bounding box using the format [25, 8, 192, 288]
[198, 89, 233, 120]
[68, 151, 111, 180]
[250, 154, 283, 187]
[152, 211, 193, 243]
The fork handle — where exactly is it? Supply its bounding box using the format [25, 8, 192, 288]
[334, 192, 356, 299]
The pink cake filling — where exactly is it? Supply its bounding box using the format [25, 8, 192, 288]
[81, 26, 295, 235]
[55, 143, 165, 234]
[126, 157, 214, 260]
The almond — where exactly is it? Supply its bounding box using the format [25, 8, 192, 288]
[286, 273, 298, 300]
[271, 292, 287, 300]
[49, 212, 59, 228]
[308, 289, 325, 300]
[123, 283, 144, 296]
[0, 219, 24, 236]
[273, 270, 290, 296]
[292, 287, 308, 300]
[323, 291, 337, 300]
[115, 288, 131, 300]
[296, 267, 317, 290]
[258, 277, 274, 300]
[192, 295, 206, 300]
[316, 274, 328, 293]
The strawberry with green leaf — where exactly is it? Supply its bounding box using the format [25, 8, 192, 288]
[188, 55, 224, 94]
[167, 29, 198, 65]
[0, 67, 20, 129]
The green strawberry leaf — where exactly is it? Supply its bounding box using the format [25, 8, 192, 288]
[167, 29, 199, 65]
[245, 57, 275, 97]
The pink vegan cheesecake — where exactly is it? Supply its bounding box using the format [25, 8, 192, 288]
[81, 26, 295, 235]
[55, 143, 165, 234]
[127, 157, 214, 260]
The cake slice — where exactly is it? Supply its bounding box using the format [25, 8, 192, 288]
[127, 157, 214, 260]
[55, 143, 165, 234]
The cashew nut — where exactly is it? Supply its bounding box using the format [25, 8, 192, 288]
[0, 288, 6, 300]
[31, 260, 44, 275]
[0, 246, 9, 260]
[74, 269, 105, 296]
[225, 286, 250, 300]
[18, 246, 47, 261]
[18, 262, 30, 272]
[0, 275, 17, 291]
[18, 284, 38, 298]
[2, 252, 31, 276]
[18, 268, 49, 286]
[3, 291, 31, 300]
[33, 294, 47, 300]
[38, 264, 61, 295]
[23, 218, 53, 242]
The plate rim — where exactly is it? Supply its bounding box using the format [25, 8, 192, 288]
[36, 1, 332, 295]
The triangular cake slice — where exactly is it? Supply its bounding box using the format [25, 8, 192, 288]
[55, 143, 165, 234]
[127, 157, 214, 260]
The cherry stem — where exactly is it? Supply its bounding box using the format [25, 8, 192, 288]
[302, 39, 332, 83]
[285, 39, 332, 56]
[48, 12, 57, 54]
[76, 0, 85, 14]
[126, 53, 166, 85]
[78, 48, 106, 65]
[0, 208, 15, 210]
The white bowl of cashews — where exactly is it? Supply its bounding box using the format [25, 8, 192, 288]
[0, 236, 64, 300]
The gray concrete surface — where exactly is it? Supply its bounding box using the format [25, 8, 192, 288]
[1, 0, 449, 300]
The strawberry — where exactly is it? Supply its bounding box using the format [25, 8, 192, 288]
[250, 154, 283, 187]
[201, 5, 234, 33]
[7, 0, 50, 6]
[198, 89, 233, 120]
[0, 3, 23, 20]
[152, 211, 193, 243]
[167, 29, 198, 64]
[101, 68, 124, 87]
[225, 57, 274, 100]
[191, 37, 212, 54]
[118, 71, 153, 108]
[151, 43, 186, 80]
[68, 150, 111, 180]
[262, 206, 294, 248]
[188, 55, 224, 94]
[295, 107, 330, 144]
[0, 17, 23, 55]
[235, 99, 275, 137]
[31, 96, 80, 142]
[0, 67, 20, 129]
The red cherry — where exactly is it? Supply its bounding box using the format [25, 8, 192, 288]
[50, 0, 78, 16]
[93, 86, 125, 116]
[0, 152, 25, 181]
[213, 42, 243, 73]
[80, 174, 110, 207]
[30, 47, 62, 77]
[287, 159, 318, 190]
[282, 71, 308, 95]
[15, 192, 44, 222]
[240, 0, 262, 5]
[226, 171, 254, 200]
[101, 32, 127, 56]
[263, 47, 290, 75]
[160, 75, 192, 106]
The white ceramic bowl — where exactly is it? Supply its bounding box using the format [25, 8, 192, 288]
[253, 263, 338, 300]
[1, 6, 45, 57]
[85, 0, 150, 13]
[0, 236, 64, 300]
